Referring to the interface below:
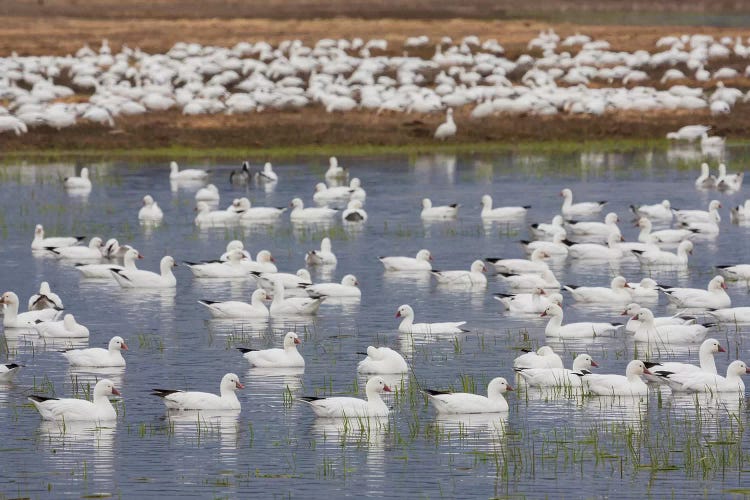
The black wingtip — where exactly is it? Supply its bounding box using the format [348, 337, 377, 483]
[484, 257, 500, 263]
[237, 347, 257, 353]
[561, 239, 576, 246]
[151, 389, 180, 398]
[29, 395, 57, 403]
[523, 205, 532, 209]
[4, 363, 21, 369]
[356, 351, 369, 356]
[421, 388, 451, 396]
[565, 285, 579, 289]
[299, 396, 325, 402]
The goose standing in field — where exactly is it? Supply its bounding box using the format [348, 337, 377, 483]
[63, 167, 92, 190]
[35, 313, 89, 338]
[29, 378, 120, 422]
[305, 274, 361, 298]
[289, 198, 338, 222]
[169, 161, 209, 181]
[541, 304, 622, 338]
[270, 279, 323, 316]
[194, 201, 240, 226]
[635, 217, 695, 244]
[485, 248, 550, 274]
[229, 161, 252, 185]
[520, 233, 569, 256]
[62, 336, 128, 367]
[496, 289, 562, 314]
[499, 268, 561, 290]
[305, 237, 337, 266]
[630, 308, 710, 344]
[716, 163, 743, 191]
[198, 289, 270, 319]
[422, 377, 512, 414]
[695, 162, 716, 189]
[396, 304, 467, 334]
[515, 354, 598, 388]
[664, 360, 749, 393]
[673, 200, 721, 224]
[660, 276, 730, 309]
[111, 255, 177, 288]
[513, 346, 564, 370]
[529, 215, 566, 239]
[28, 282, 64, 310]
[0, 363, 21, 382]
[644, 338, 724, 384]
[324, 157, 348, 181]
[256, 162, 278, 183]
[566, 212, 621, 239]
[565, 233, 625, 260]
[0, 291, 62, 328]
[434, 108, 457, 140]
[138, 195, 164, 222]
[421, 198, 460, 219]
[184, 250, 249, 278]
[253, 269, 311, 291]
[47, 237, 105, 260]
[621, 303, 695, 332]
[31, 224, 84, 250]
[560, 188, 607, 218]
[152, 373, 243, 411]
[480, 194, 530, 219]
[631, 240, 693, 266]
[431, 260, 487, 286]
[342, 199, 368, 222]
[582, 360, 651, 396]
[238, 332, 304, 368]
[564, 276, 632, 304]
[630, 200, 672, 221]
[75, 247, 142, 279]
[357, 346, 409, 374]
[379, 249, 433, 271]
[195, 184, 220, 203]
[299, 376, 391, 418]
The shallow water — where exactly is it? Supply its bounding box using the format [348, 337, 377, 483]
[1, 144, 750, 498]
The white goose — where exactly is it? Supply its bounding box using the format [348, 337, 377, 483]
[256, 162, 278, 182]
[716, 163, 743, 191]
[480, 194, 530, 219]
[566, 212, 621, 238]
[636, 217, 695, 244]
[243, 250, 278, 273]
[660, 276, 730, 309]
[232, 198, 287, 222]
[645, 338, 725, 385]
[716, 263, 750, 283]
[566, 233, 625, 260]
[499, 268, 561, 290]
[434, 108, 457, 141]
[238, 332, 304, 368]
[195, 183, 220, 202]
[29, 378, 119, 421]
[0, 291, 62, 328]
[111, 255, 177, 288]
[63, 167, 92, 190]
[299, 376, 391, 418]
[35, 314, 90, 338]
[582, 360, 651, 396]
[379, 249, 432, 271]
[621, 303, 694, 332]
[253, 269, 312, 291]
[529, 215, 566, 239]
[630, 200, 672, 220]
[305, 274, 361, 298]
[342, 200, 368, 222]
[169, 161, 209, 181]
[75, 247, 142, 279]
[694, 162, 716, 189]
[707, 307, 750, 323]
[198, 289, 270, 319]
[516, 354, 598, 388]
[627, 278, 660, 300]
[560, 188, 607, 218]
[423, 377, 512, 414]
[730, 200, 750, 222]
[673, 199, 721, 224]
[184, 250, 248, 278]
[138, 195, 164, 222]
[152, 373, 243, 411]
[564, 276, 632, 304]
[313, 182, 353, 204]
[47, 237, 104, 260]
[349, 178, 366, 201]
[513, 346, 564, 370]
[631, 240, 693, 266]
[357, 346, 409, 374]
[431, 260, 487, 286]
[28, 281, 64, 310]
[270, 279, 323, 316]
[485, 248, 550, 274]
[541, 304, 622, 338]
[31, 224, 83, 250]
[665, 360, 749, 393]
[305, 237, 337, 266]
[520, 233, 569, 256]
[631, 308, 710, 344]
[495, 288, 562, 314]
[396, 304, 467, 334]
[0, 363, 21, 382]
[194, 201, 239, 226]
[324, 156, 348, 181]
[289, 198, 338, 221]
[421, 198, 460, 219]
[62, 336, 128, 367]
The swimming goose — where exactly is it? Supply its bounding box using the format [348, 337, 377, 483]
[236, 199, 288, 222]
[305, 237, 337, 266]
[152, 373, 243, 411]
[560, 188, 607, 218]
[529, 215, 566, 239]
[242, 250, 277, 273]
[564, 276, 632, 304]
[63, 167, 92, 190]
[35, 313, 90, 338]
[716, 163, 743, 191]
[635, 217, 695, 244]
[299, 376, 391, 418]
[566, 212, 621, 238]
[198, 289, 270, 319]
[626, 279, 660, 300]
[194, 201, 240, 226]
[0, 363, 21, 382]
[520, 233, 569, 256]
[62, 336, 128, 367]
[706, 307, 750, 323]
[423, 377, 512, 414]
[631, 240, 693, 266]
[499, 268, 561, 290]
[324, 156, 348, 181]
[270, 279, 323, 316]
[185, 250, 249, 278]
[31, 224, 84, 250]
[730, 200, 750, 222]
[169, 161, 209, 181]
[630, 200, 672, 220]
[621, 303, 694, 331]
[582, 360, 651, 396]
[630, 308, 710, 343]
[75, 247, 142, 279]
[513, 345, 564, 370]
[305, 274, 361, 298]
[138, 195, 164, 222]
[421, 198, 460, 219]
[485, 248, 550, 274]
[0, 291, 62, 328]
[396, 304, 467, 334]
[238, 332, 304, 368]
[28, 282, 64, 310]
[255, 162, 278, 182]
[253, 269, 311, 291]
[664, 360, 749, 393]
[541, 304, 622, 338]
[379, 249, 433, 271]
[111, 255, 177, 288]
[29, 378, 119, 421]
[480, 194, 530, 219]
[660, 276, 730, 309]
[431, 260, 487, 286]
[673, 200, 721, 224]
[229, 161, 252, 185]
[357, 346, 409, 374]
[313, 182, 353, 204]
[342, 199, 368, 222]
[645, 338, 724, 385]
[47, 237, 104, 260]
[565, 233, 625, 260]
[716, 263, 750, 283]
[516, 354, 598, 388]
[289, 198, 338, 221]
[495, 288, 562, 314]
[348, 178, 366, 201]
[195, 184, 220, 202]
[694, 163, 716, 189]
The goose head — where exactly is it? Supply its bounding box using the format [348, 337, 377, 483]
[108, 336, 128, 351]
[604, 212, 619, 224]
[90, 237, 104, 249]
[320, 237, 332, 253]
[551, 215, 564, 226]
[329, 157, 338, 169]
[634, 308, 655, 323]
[727, 360, 750, 377]
[93, 378, 120, 398]
[263, 162, 273, 174]
[536, 345, 556, 356]
[170, 161, 179, 173]
[661, 200, 671, 209]
[220, 373, 244, 394]
[34, 224, 45, 238]
[540, 303, 562, 318]
[626, 360, 651, 377]
[251, 288, 268, 302]
[283, 332, 301, 349]
[700, 338, 725, 356]
[365, 376, 392, 397]
[708, 275, 726, 291]
[416, 249, 433, 262]
[611, 276, 629, 290]
[143, 194, 155, 206]
[195, 201, 211, 213]
[256, 250, 274, 263]
[80, 167, 90, 179]
[622, 302, 641, 316]
[481, 194, 493, 208]
[470, 260, 486, 273]
[160, 256, 177, 273]
[708, 200, 722, 211]
[487, 377, 513, 397]
[314, 182, 328, 193]
[63, 314, 78, 329]
[395, 304, 414, 319]
[422, 198, 433, 209]
[341, 274, 358, 286]
[638, 278, 658, 290]
[560, 188, 573, 200]
[0, 291, 19, 308]
[572, 353, 598, 371]
[350, 177, 361, 188]
[226, 249, 246, 263]
[225, 240, 244, 252]
[678, 240, 694, 255]
[290, 197, 304, 209]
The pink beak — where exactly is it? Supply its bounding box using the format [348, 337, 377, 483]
[121, 342, 129, 351]
[236, 381, 245, 389]
[540, 311, 547, 317]
[721, 282, 727, 289]
[383, 385, 392, 392]
[294, 338, 301, 344]
[396, 311, 401, 318]
[718, 345, 726, 353]
[111, 387, 121, 396]
[643, 368, 653, 375]
[505, 384, 514, 392]
[590, 360, 599, 367]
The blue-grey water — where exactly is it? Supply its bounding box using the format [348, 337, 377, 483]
[1, 145, 750, 498]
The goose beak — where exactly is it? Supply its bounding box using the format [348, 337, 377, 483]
[721, 282, 727, 289]
[429, 255, 434, 261]
[505, 384, 514, 391]
[539, 311, 547, 317]
[121, 342, 129, 351]
[746, 367, 750, 374]
[383, 385, 392, 392]
[236, 381, 245, 389]
[138, 254, 144, 259]
[632, 314, 639, 320]
[643, 368, 653, 375]
[621, 310, 628, 316]
[294, 338, 301, 344]
[718, 345, 726, 352]
[590, 360, 599, 367]
[395, 311, 401, 317]
[111, 387, 121, 396]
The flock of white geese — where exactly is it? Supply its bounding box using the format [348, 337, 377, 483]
[2, 29, 750, 139]
[3, 154, 750, 423]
